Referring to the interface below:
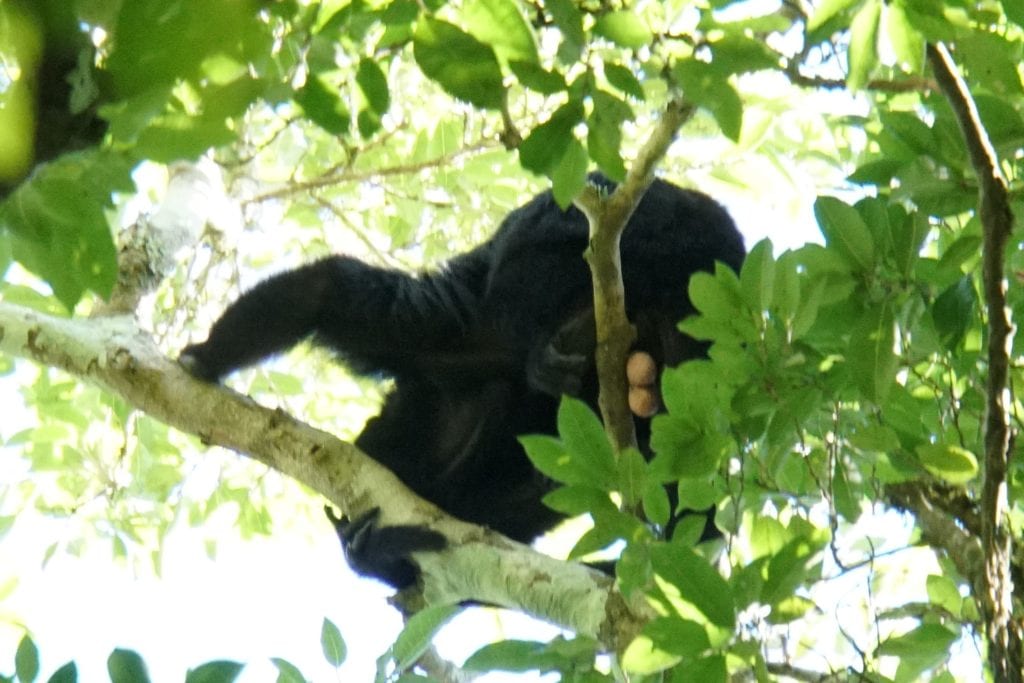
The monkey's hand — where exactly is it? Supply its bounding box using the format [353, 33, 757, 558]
[325, 506, 447, 590]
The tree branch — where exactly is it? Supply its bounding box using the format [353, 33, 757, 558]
[0, 301, 651, 650]
[574, 99, 696, 451]
[926, 41, 1021, 680]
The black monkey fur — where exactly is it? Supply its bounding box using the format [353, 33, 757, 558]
[180, 176, 745, 589]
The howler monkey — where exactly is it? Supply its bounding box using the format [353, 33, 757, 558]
[180, 175, 745, 589]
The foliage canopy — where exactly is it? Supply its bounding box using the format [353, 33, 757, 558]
[1, 0, 1023, 681]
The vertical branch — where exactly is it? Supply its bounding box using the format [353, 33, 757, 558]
[926, 42, 1021, 680]
[574, 99, 695, 451]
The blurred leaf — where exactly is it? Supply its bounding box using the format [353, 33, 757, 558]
[806, 0, 862, 32]
[463, 0, 538, 64]
[651, 544, 735, 629]
[916, 443, 978, 484]
[465, 640, 553, 672]
[184, 661, 243, 683]
[356, 58, 390, 136]
[847, 303, 896, 403]
[847, 0, 881, 90]
[295, 76, 350, 135]
[926, 574, 963, 615]
[739, 239, 775, 312]
[550, 139, 588, 208]
[108, 649, 151, 683]
[270, 658, 305, 683]
[392, 604, 461, 673]
[885, 2, 924, 72]
[45, 662, 77, 683]
[604, 63, 645, 100]
[594, 12, 652, 48]
[106, 0, 267, 97]
[959, 31, 1024, 96]
[672, 60, 743, 141]
[15, 635, 39, 683]
[761, 536, 821, 606]
[545, 0, 584, 61]
[877, 624, 959, 679]
[321, 618, 347, 667]
[509, 61, 567, 94]
[2, 151, 129, 307]
[932, 276, 977, 350]
[813, 196, 875, 271]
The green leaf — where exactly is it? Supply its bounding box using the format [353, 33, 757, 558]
[545, 0, 584, 61]
[813, 196, 875, 271]
[521, 434, 583, 485]
[926, 574, 963, 615]
[959, 31, 1024, 96]
[357, 58, 390, 116]
[570, 511, 642, 558]
[885, 2, 924, 72]
[321, 618, 347, 667]
[464, 640, 551, 672]
[708, 34, 781, 74]
[392, 604, 461, 672]
[587, 90, 630, 181]
[542, 484, 616, 516]
[877, 624, 959, 678]
[879, 110, 940, 158]
[642, 481, 671, 528]
[45, 662, 77, 683]
[269, 658, 305, 683]
[108, 649, 151, 683]
[849, 424, 900, 452]
[557, 397, 617, 488]
[806, 0, 862, 32]
[518, 101, 584, 175]
[671, 60, 743, 141]
[650, 416, 727, 479]
[761, 537, 820, 605]
[15, 635, 39, 683]
[739, 239, 775, 312]
[295, 75, 350, 134]
[847, 0, 881, 90]
[767, 595, 816, 624]
[1007, 0, 1024, 27]
[617, 447, 648, 508]
[184, 661, 244, 683]
[2, 151, 124, 308]
[593, 11, 652, 49]
[931, 276, 976, 350]
[679, 655, 728, 683]
[604, 63, 645, 100]
[550, 138, 588, 209]
[413, 18, 505, 109]
[462, 0, 539, 64]
[509, 61, 566, 94]
[847, 304, 896, 403]
[916, 443, 978, 484]
[651, 543, 735, 629]
[645, 616, 711, 660]
[107, 0, 267, 97]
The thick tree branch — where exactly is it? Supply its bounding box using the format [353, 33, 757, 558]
[886, 482, 986, 594]
[0, 301, 652, 650]
[926, 41, 1021, 680]
[574, 99, 696, 451]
